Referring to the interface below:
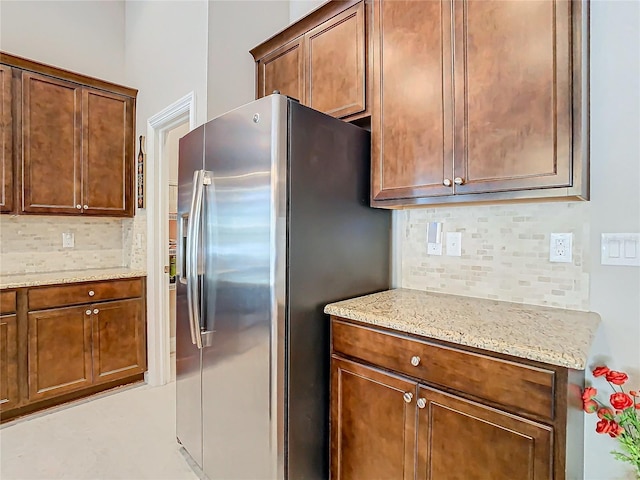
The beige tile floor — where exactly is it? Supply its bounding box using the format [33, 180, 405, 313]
[0, 382, 199, 480]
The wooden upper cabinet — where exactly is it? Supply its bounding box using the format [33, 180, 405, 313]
[252, 0, 369, 120]
[371, 0, 453, 202]
[83, 89, 133, 216]
[416, 386, 553, 480]
[371, 0, 587, 207]
[331, 356, 416, 480]
[0, 65, 13, 213]
[306, 1, 366, 118]
[453, 0, 572, 194]
[259, 37, 306, 103]
[22, 72, 82, 214]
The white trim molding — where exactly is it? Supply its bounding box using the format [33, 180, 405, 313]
[145, 92, 196, 387]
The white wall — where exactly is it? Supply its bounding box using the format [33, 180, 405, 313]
[289, 0, 326, 23]
[585, 2, 640, 478]
[0, 0, 126, 84]
[207, 0, 289, 119]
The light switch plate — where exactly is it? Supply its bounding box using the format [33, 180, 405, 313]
[426, 222, 442, 256]
[601, 233, 640, 266]
[446, 232, 462, 256]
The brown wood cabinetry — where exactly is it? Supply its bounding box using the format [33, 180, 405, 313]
[0, 51, 137, 217]
[330, 317, 584, 479]
[0, 277, 146, 422]
[252, 0, 369, 121]
[370, 0, 588, 207]
[0, 64, 13, 213]
[0, 290, 19, 411]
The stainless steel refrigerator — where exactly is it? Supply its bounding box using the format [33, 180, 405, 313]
[176, 94, 390, 480]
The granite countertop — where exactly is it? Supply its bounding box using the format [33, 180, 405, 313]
[325, 288, 601, 370]
[0, 267, 147, 289]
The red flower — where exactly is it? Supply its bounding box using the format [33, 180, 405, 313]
[597, 407, 614, 419]
[608, 421, 625, 438]
[582, 387, 597, 401]
[610, 392, 634, 410]
[605, 370, 629, 386]
[636, 403, 640, 410]
[583, 400, 598, 413]
[630, 390, 638, 396]
[592, 366, 610, 377]
[596, 419, 613, 435]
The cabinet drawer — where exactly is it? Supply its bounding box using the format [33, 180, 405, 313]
[331, 318, 555, 421]
[28, 278, 143, 310]
[0, 290, 17, 314]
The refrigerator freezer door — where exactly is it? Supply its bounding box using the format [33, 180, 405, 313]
[176, 125, 205, 468]
[201, 95, 288, 479]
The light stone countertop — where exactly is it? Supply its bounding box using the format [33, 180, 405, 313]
[0, 267, 147, 289]
[325, 288, 601, 370]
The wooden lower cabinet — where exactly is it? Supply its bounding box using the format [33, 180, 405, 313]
[416, 386, 553, 480]
[28, 306, 92, 401]
[0, 314, 19, 410]
[331, 356, 416, 480]
[330, 316, 583, 480]
[92, 298, 146, 384]
[0, 277, 147, 422]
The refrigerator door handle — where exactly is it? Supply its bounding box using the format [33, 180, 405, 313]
[186, 169, 204, 349]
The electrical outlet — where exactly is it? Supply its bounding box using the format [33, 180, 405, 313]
[135, 233, 143, 249]
[62, 232, 74, 248]
[446, 232, 462, 256]
[549, 233, 572, 263]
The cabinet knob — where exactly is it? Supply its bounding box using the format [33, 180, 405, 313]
[76, 204, 82, 209]
[454, 177, 465, 185]
[417, 398, 426, 409]
[88, 290, 95, 296]
[443, 178, 452, 187]
[83, 205, 88, 209]
[85, 309, 92, 315]
[403, 392, 413, 403]
[410, 356, 421, 367]
[93, 308, 99, 314]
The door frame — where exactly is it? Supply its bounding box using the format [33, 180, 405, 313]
[145, 92, 196, 386]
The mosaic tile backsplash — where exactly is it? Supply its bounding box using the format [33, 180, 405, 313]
[0, 216, 142, 274]
[400, 202, 590, 311]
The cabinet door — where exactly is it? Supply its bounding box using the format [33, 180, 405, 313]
[0, 314, 19, 411]
[258, 37, 305, 103]
[92, 298, 146, 385]
[306, 2, 366, 118]
[0, 65, 13, 213]
[82, 88, 133, 216]
[331, 356, 416, 480]
[371, 0, 454, 204]
[452, 0, 572, 194]
[416, 386, 552, 480]
[22, 72, 82, 214]
[28, 306, 92, 401]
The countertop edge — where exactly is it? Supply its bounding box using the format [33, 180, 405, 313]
[1, 270, 148, 289]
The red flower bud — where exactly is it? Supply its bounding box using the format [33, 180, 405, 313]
[635, 403, 640, 410]
[596, 419, 613, 434]
[605, 370, 629, 386]
[610, 392, 634, 410]
[630, 390, 638, 397]
[608, 421, 625, 438]
[596, 407, 614, 419]
[592, 366, 610, 377]
[583, 400, 598, 413]
[582, 387, 597, 401]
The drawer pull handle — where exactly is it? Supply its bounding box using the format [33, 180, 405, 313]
[403, 392, 413, 403]
[85, 309, 92, 315]
[417, 398, 427, 409]
[88, 290, 95, 296]
[93, 309, 99, 314]
[410, 356, 421, 366]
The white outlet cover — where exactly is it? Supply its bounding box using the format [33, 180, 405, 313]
[62, 232, 74, 248]
[549, 233, 572, 263]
